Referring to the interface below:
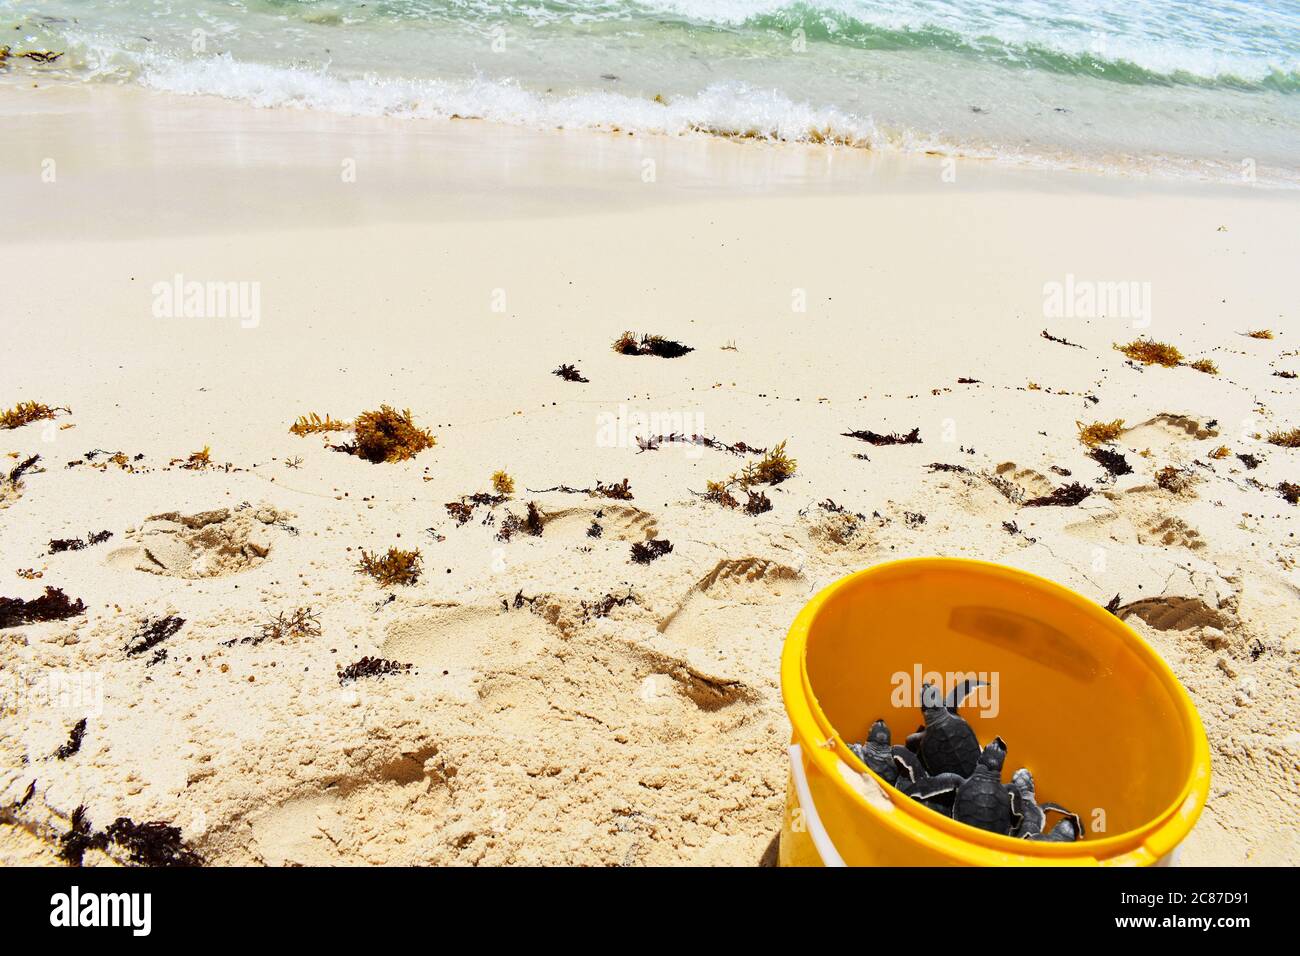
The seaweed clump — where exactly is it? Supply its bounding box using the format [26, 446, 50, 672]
[739, 440, 796, 485]
[125, 616, 184, 657]
[1189, 359, 1218, 375]
[553, 364, 589, 382]
[0, 587, 87, 629]
[1089, 446, 1132, 477]
[59, 806, 202, 867]
[54, 718, 87, 760]
[612, 331, 694, 358]
[1279, 482, 1300, 505]
[48, 530, 113, 554]
[1237, 453, 1261, 469]
[0, 401, 66, 430]
[337, 656, 413, 685]
[289, 412, 350, 436]
[842, 427, 921, 446]
[529, 479, 633, 500]
[1155, 465, 1196, 494]
[1024, 482, 1093, 507]
[631, 538, 673, 564]
[1115, 339, 1183, 367]
[1246, 329, 1274, 340]
[223, 607, 321, 647]
[491, 470, 516, 495]
[1077, 419, 1125, 447]
[348, 406, 436, 463]
[496, 501, 544, 541]
[357, 548, 422, 587]
[1266, 427, 1300, 448]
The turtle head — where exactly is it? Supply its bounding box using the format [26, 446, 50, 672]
[1011, 767, 1035, 793]
[978, 736, 1008, 773]
[867, 719, 891, 747]
[918, 682, 945, 715]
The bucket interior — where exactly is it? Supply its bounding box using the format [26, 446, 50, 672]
[804, 562, 1196, 841]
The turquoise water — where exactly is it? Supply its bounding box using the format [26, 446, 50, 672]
[5, 0, 1299, 182]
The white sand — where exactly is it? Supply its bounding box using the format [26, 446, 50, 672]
[1, 83, 1297, 865]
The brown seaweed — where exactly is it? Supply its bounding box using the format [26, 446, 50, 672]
[553, 364, 589, 382]
[496, 502, 544, 541]
[1279, 482, 1300, 505]
[104, 818, 204, 867]
[1266, 427, 1300, 448]
[357, 548, 422, 587]
[344, 406, 436, 463]
[289, 412, 351, 436]
[612, 331, 694, 358]
[630, 538, 673, 564]
[125, 616, 184, 656]
[337, 656, 413, 685]
[1023, 482, 1093, 507]
[0, 587, 87, 629]
[48, 530, 113, 554]
[842, 427, 921, 446]
[1115, 338, 1183, 367]
[636, 433, 765, 456]
[1040, 330, 1084, 349]
[1236, 452, 1261, 469]
[53, 718, 87, 760]
[1089, 446, 1132, 477]
[0, 401, 67, 430]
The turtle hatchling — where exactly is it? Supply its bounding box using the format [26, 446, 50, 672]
[848, 719, 916, 786]
[1007, 768, 1083, 841]
[907, 680, 984, 777]
[910, 736, 1013, 835]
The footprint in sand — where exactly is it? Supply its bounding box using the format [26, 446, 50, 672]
[540, 504, 658, 542]
[657, 557, 804, 650]
[380, 604, 554, 699]
[1121, 413, 1219, 460]
[106, 504, 291, 578]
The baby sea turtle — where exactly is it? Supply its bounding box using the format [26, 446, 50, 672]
[1008, 768, 1083, 841]
[911, 736, 1013, 834]
[907, 680, 984, 777]
[891, 747, 956, 815]
[848, 719, 915, 786]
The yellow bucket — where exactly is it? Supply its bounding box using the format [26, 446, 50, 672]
[779, 557, 1211, 866]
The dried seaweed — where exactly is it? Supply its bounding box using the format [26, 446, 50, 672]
[1155, 465, 1195, 494]
[1208, 445, 1231, 460]
[53, 718, 87, 760]
[1105, 594, 1123, 616]
[631, 538, 673, 564]
[553, 364, 589, 383]
[1275, 370, 1297, 379]
[1279, 482, 1300, 505]
[59, 805, 107, 866]
[1077, 419, 1125, 447]
[636, 433, 765, 457]
[289, 412, 351, 436]
[1237, 453, 1261, 470]
[743, 490, 773, 515]
[0, 587, 87, 629]
[528, 479, 633, 500]
[1041, 330, 1084, 349]
[223, 607, 321, 647]
[104, 818, 204, 867]
[1089, 446, 1132, 477]
[581, 590, 637, 621]
[927, 462, 970, 474]
[1189, 358, 1218, 375]
[1246, 329, 1274, 340]
[491, 470, 516, 495]
[175, 446, 212, 470]
[903, 511, 927, 527]
[357, 548, 422, 587]
[337, 656, 413, 684]
[1266, 427, 1300, 448]
[125, 616, 184, 656]
[612, 331, 694, 358]
[982, 472, 1025, 505]
[738, 441, 796, 486]
[586, 520, 603, 538]
[1024, 482, 1093, 507]
[0, 401, 67, 430]
[496, 502, 544, 541]
[346, 406, 436, 463]
[1115, 339, 1183, 367]
[842, 427, 921, 446]
[957, 376, 982, 384]
[48, 530, 113, 554]
[7, 454, 39, 486]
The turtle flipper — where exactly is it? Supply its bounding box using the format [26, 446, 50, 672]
[945, 679, 987, 715]
[1038, 803, 1084, 842]
[908, 772, 965, 801]
[891, 748, 925, 793]
[905, 726, 925, 753]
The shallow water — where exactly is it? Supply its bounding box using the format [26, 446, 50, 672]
[5, 0, 1299, 184]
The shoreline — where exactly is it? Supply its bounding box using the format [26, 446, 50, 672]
[1, 79, 1297, 866]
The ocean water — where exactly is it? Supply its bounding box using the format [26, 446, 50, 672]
[4, 0, 1299, 184]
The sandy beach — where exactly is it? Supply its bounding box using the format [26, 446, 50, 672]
[1, 81, 1297, 866]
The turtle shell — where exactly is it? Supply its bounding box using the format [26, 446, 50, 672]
[919, 711, 981, 777]
[953, 772, 1013, 835]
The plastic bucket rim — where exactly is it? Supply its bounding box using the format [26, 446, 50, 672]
[782, 556, 1211, 863]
